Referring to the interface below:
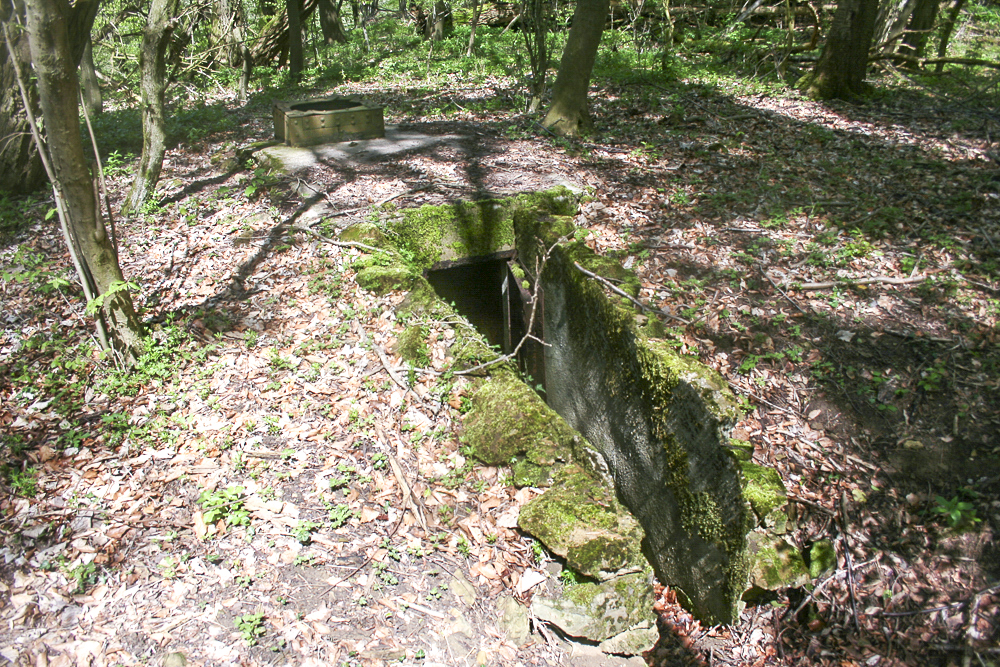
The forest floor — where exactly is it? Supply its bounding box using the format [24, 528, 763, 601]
[1, 67, 999, 667]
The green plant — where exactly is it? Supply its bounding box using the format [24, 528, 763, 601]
[293, 520, 320, 544]
[328, 503, 354, 528]
[6, 467, 38, 497]
[918, 360, 947, 393]
[293, 554, 317, 566]
[198, 486, 250, 528]
[456, 536, 471, 558]
[234, 612, 266, 645]
[933, 494, 981, 530]
[373, 561, 399, 586]
[243, 330, 259, 349]
[66, 561, 98, 594]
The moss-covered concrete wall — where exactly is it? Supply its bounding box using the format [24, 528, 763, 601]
[516, 215, 753, 625]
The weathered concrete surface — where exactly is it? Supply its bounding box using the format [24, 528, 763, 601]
[530, 571, 655, 645]
[255, 126, 465, 172]
[516, 216, 753, 625]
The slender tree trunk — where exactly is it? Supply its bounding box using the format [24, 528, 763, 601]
[935, 0, 967, 73]
[288, 0, 303, 78]
[26, 0, 143, 362]
[123, 0, 179, 216]
[521, 0, 550, 113]
[317, 0, 348, 43]
[79, 34, 102, 116]
[0, 0, 99, 195]
[899, 0, 939, 61]
[541, 0, 610, 136]
[466, 0, 481, 56]
[797, 0, 879, 100]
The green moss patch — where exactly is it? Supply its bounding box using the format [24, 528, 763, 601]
[462, 373, 574, 468]
[740, 460, 788, 520]
[518, 466, 646, 580]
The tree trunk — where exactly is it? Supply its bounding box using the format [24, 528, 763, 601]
[317, 0, 348, 43]
[521, 0, 550, 113]
[873, 0, 916, 53]
[428, 0, 452, 41]
[79, 34, 102, 116]
[935, 0, 967, 73]
[466, 0, 481, 56]
[251, 0, 318, 66]
[287, 0, 303, 79]
[0, 0, 99, 195]
[797, 0, 879, 100]
[541, 0, 610, 136]
[26, 0, 144, 362]
[123, 0, 179, 216]
[899, 0, 940, 61]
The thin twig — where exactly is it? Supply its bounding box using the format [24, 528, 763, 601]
[574, 262, 690, 324]
[289, 225, 381, 252]
[759, 265, 807, 314]
[796, 269, 946, 291]
[454, 236, 565, 376]
[386, 450, 428, 533]
[840, 491, 861, 633]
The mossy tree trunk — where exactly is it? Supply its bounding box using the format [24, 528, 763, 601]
[0, 0, 98, 195]
[317, 0, 348, 43]
[26, 0, 144, 362]
[79, 34, 101, 117]
[797, 0, 879, 100]
[541, 0, 610, 136]
[287, 0, 303, 79]
[251, 0, 317, 66]
[123, 0, 179, 216]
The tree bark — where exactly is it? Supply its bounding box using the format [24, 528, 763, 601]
[25, 0, 143, 361]
[428, 0, 452, 41]
[797, 0, 879, 100]
[123, 0, 179, 216]
[466, 0, 481, 56]
[899, 0, 939, 61]
[0, 0, 99, 195]
[288, 0, 303, 79]
[541, 0, 610, 136]
[317, 0, 348, 43]
[934, 0, 967, 73]
[251, 0, 318, 66]
[79, 33, 102, 116]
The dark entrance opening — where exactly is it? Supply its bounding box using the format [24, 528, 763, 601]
[426, 255, 545, 392]
[289, 99, 363, 112]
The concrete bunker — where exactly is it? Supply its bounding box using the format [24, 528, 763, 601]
[273, 96, 385, 147]
[346, 189, 795, 648]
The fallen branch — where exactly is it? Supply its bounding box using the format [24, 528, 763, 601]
[759, 265, 807, 313]
[871, 52, 1000, 71]
[795, 269, 945, 291]
[574, 262, 690, 324]
[386, 450, 428, 533]
[289, 225, 381, 252]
